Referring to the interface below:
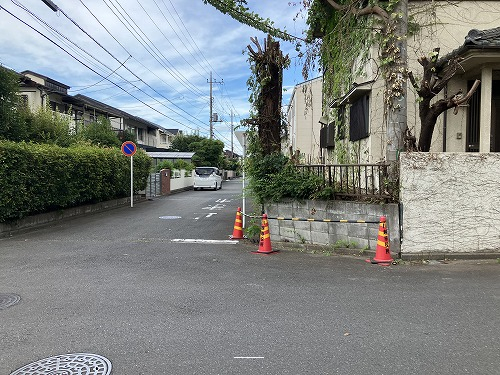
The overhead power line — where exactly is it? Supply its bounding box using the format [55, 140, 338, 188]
[0, 5, 203, 132]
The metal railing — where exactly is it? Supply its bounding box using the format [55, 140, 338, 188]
[296, 163, 395, 201]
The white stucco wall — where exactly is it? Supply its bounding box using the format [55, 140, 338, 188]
[342, 1, 500, 161]
[400, 152, 500, 254]
[286, 77, 323, 163]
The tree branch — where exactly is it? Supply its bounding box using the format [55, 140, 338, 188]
[324, 0, 389, 21]
[452, 79, 481, 114]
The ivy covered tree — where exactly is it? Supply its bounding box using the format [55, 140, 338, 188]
[304, 0, 481, 153]
[245, 35, 290, 155]
[204, 0, 481, 155]
[202, 0, 294, 42]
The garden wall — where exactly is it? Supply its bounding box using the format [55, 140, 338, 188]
[399, 152, 500, 257]
[264, 200, 400, 253]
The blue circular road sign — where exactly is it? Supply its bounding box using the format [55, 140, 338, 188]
[121, 141, 137, 156]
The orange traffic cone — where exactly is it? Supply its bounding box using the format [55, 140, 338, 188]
[252, 214, 278, 255]
[230, 207, 245, 239]
[366, 216, 393, 265]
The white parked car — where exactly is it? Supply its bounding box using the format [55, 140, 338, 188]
[193, 167, 222, 190]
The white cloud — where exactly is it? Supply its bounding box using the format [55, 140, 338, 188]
[0, 0, 314, 151]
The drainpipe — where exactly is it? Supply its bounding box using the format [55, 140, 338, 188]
[443, 84, 448, 151]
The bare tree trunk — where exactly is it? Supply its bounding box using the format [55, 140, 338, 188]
[409, 48, 481, 151]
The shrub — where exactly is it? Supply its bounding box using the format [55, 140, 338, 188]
[0, 140, 151, 222]
[246, 152, 325, 204]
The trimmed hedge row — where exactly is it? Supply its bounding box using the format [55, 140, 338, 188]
[0, 141, 152, 222]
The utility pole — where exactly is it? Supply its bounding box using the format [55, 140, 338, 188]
[207, 72, 223, 139]
[386, 0, 408, 161]
[231, 109, 234, 158]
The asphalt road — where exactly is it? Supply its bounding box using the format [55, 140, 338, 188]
[1, 179, 499, 374]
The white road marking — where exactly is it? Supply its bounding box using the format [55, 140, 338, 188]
[202, 204, 226, 210]
[234, 357, 265, 359]
[205, 213, 217, 218]
[216, 199, 231, 203]
[171, 239, 239, 244]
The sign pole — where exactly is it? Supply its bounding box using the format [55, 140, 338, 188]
[130, 155, 134, 207]
[121, 141, 137, 208]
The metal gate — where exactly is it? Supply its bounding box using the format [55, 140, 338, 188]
[145, 172, 161, 199]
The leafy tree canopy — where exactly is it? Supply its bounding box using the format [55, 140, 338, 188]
[170, 134, 205, 152]
[0, 66, 28, 141]
[76, 116, 121, 148]
[191, 138, 225, 167]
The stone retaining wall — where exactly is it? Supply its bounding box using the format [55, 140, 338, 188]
[264, 200, 400, 254]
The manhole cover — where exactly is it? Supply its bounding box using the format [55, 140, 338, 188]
[10, 353, 112, 375]
[0, 293, 21, 310]
[159, 215, 181, 219]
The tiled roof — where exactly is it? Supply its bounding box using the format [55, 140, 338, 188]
[464, 27, 500, 47]
[438, 27, 500, 69]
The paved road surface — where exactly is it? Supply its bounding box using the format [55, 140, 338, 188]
[1, 179, 499, 374]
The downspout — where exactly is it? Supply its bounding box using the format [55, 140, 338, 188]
[443, 84, 448, 151]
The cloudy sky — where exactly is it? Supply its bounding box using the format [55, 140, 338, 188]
[0, 0, 316, 153]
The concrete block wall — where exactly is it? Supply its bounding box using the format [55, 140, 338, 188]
[264, 200, 400, 253]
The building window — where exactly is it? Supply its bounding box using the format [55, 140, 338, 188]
[137, 128, 144, 141]
[349, 94, 369, 141]
[19, 95, 29, 108]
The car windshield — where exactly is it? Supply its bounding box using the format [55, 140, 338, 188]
[196, 167, 215, 176]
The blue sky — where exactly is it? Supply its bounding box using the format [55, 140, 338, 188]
[0, 0, 316, 154]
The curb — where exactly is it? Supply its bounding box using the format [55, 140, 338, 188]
[0, 195, 147, 238]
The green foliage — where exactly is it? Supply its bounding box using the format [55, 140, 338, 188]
[170, 134, 223, 167]
[222, 157, 240, 172]
[246, 152, 325, 204]
[76, 116, 121, 148]
[0, 140, 151, 222]
[333, 239, 358, 249]
[118, 129, 137, 143]
[154, 159, 195, 173]
[23, 103, 74, 147]
[202, 0, 293, 42]
[0, 67, 30, 141]
[155, 160, 174, 172]
[305, 0, 374, 101]
[190, 138, 224, 167]
[170, 134, 205, 152]
[173, 159, 194, 171]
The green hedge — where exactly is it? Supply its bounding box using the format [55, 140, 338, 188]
[0, 141, 152, 222]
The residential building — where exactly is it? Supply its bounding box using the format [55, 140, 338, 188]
[286, 76, 323, 163]
[18, 70, 177, 150]
[315, 1, 500, 162]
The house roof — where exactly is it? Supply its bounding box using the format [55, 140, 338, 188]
[329, 80, 375, 108]
[146, 152, 195, 159]
[439, 27, 500, 70]
[18, 70, 177, 134]
[21, 70, 70, 90]
[68, 94, 173, 133]
[464, 27, 500, 47]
